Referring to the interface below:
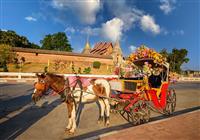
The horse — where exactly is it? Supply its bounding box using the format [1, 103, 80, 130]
[32, 73, 111, 134]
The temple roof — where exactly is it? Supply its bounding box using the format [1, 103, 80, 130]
[90, 42, 113, 55]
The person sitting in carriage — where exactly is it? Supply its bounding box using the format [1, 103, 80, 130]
[148, 66, 162, 88]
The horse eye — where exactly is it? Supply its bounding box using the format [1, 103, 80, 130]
[39, 80, 45, 83]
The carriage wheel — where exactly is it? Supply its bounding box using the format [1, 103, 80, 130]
[130, 111, 141, 125]
[165, 89, 176, 115]
[129, 101, 150, 125]
[141, 104, 150, 123]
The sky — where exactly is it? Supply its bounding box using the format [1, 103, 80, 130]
[0, 0, 199, 70]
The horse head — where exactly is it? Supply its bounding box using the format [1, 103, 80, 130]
[32, 73, 49, 103]
[32, 73, 70, 103]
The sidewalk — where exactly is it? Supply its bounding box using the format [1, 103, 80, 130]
[100, 110, 200, 140]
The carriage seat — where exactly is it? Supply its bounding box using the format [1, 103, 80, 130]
[148, 74, 162, 88]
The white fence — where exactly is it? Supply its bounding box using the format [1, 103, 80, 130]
[0, 72, 200, 82]
[178, 77, 200, 82]
[0, 72, 119, 82]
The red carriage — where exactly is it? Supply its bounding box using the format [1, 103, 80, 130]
[109, 46, 176, 125]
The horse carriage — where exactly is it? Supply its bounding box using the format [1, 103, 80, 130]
[109, 46, 176, 125]
[32, 46, 176, 133]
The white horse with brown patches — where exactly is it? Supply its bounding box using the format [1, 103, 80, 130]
[32, 73, 111, 134]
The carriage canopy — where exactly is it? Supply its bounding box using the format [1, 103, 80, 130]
[127, 45, 169, 69]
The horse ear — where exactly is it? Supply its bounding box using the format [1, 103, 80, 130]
[41, 73, 46, 78]
[36, 73, 40, 77]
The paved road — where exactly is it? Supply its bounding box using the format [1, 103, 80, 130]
[101, 110, 200, 140]
[0, 82, 199, 140]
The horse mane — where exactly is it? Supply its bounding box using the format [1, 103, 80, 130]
[46, 73, 64, 79]
[45, 73, 65, 84]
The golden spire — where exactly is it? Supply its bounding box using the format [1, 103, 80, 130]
[82, 35, 91, 54]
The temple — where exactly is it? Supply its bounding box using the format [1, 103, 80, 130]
[82, 39, 124, 66]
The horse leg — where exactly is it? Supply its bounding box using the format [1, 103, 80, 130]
[103, 98, 110, 126]
[69, 102, 76, 134]
[65, 100, 73, 131]
[98, 98, 105, 124]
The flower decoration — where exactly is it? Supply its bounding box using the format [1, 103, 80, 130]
[128, 45, 166, 64]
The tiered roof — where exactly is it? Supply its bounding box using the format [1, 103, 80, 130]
[90, 42, 113, 55]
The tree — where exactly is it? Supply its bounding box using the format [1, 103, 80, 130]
[160, 48, 168, 59]
[40, 32, 72, 52]
[169, 48, 189, 73]
[0, 44, 16, 71]
[93, 61, 101, 69]
[160, 48, 189, 73]
[0, 30, 40, 48]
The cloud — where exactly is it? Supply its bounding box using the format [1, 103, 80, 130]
[101, 18, 124, 42]
[106, 0, 161, 35]
[80, 17, 124, 42]
[172, 30, 185, 36]
[129, 45, 137, 52]
[106, 0, 143, 31]
[159, 0, 176, 15]
[25, 16, 37, 22]
[80, 26, 100, 36]
[65, 27, 76, 33]
[1, 29, 8, 32]
[140, 15, 161, 34]
[52, 0, 101, 24]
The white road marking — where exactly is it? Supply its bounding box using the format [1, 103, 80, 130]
[5, 128, 22, 140]
[0, 103, 34, 124]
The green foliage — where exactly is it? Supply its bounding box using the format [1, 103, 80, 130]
[44, 66, 48, 73]
[2, 61, 8, 72]
[40, 32, 73, 52]
[0, 44, 16, 66]
[71, 62, 75, 73]
[160, 48, 168, 59]
[83, 67, 91, 74]
[93, 61, 101, 69]
[160, 48, 189, 73]
[78, 67, 81, 74]
[30, 43, 40, 49]
[0, 30, 40, 48]
[15, 64, 20, 69]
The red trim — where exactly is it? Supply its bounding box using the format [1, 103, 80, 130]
[148, 83, 169, 109]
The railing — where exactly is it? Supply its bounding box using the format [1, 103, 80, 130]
[0, 72, 119, 82]
[178, 77, 200, 82]
[1, 72, 200, 82]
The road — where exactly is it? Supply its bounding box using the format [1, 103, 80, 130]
[0, 82, 200, 140]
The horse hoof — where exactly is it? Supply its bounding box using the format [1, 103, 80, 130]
[65, 128, 70, 132]
[105, 122, 110, 126]
[69, 131, 75, 135]
[98, 120, 103, 124]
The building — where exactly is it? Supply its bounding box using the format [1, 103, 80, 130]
[82, 40, 124, 66]
[11, 39, 124, 74]
[90, 42, 113, 55]
[112, 40, 123, 66]
[82, 40, 91, 54]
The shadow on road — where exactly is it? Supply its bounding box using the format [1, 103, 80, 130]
[0, 94, 32, 119]
[0, 99, 61, 140]
[66, 106, 200, 140]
